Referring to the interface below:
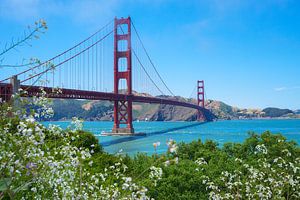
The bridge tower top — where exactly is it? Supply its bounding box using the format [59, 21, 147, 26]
[197, 80, 206, 121]
[197, 80, 205, 108]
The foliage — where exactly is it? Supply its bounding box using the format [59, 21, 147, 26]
[1, 95, 300, 199]
[0, 94, 150, 199]
[0, 18, 151, 199]
[0, 88, 299, 199]
[68, 130, 103, 154]
[142, 132, 300, 200]
[262, 107, 294, 117]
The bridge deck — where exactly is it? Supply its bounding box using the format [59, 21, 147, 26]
[0, 83, 212, 121]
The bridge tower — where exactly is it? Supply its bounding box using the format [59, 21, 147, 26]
[112, 17, 134, 134]
[197, 80, 205, 120]
[0, 76, 19, 103]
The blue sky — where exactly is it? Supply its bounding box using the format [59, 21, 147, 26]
[0, 0, 300, 109]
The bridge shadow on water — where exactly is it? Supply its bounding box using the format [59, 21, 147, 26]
[100, 122, 207, 147]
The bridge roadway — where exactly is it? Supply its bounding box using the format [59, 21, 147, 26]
[1, 83, 212, 121]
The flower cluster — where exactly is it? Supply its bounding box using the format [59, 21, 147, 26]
[0, 92, 150, 199]
[166, 139, 178, 154]
[149, 166, 163, 186]
[69, 117, 84, 132]
[79, 158, 150, 199]
[254, 144, 268, 155]
[195, 157, 207, 171]
[199, 145, 300, 200]
[12, 87, 54, 120]
[162, 139, 179, 167]
[164, 157, 179, 167]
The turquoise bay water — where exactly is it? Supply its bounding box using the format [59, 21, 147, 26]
[43, 120, 300, 156]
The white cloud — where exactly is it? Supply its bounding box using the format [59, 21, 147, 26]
[274, 87, 287, 91]
[274, 86, 300, 92]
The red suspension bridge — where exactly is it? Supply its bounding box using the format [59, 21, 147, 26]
[0, 17, 213, 135]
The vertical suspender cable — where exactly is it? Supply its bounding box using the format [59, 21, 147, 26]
[131, 20, 175, 96]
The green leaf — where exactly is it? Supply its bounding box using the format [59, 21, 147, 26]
[0, 178, 11, 191]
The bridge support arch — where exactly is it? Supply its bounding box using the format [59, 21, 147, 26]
[112, 17, 134, 134]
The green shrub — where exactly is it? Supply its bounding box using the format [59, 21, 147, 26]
[69, 130, 103, 153]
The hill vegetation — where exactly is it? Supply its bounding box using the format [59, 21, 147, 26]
[51, 99, 113, 121]
[262, 107, 294, 118]
[51, 97, 299, 121]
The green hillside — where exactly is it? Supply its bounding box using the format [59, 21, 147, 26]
[51, 98, 299, 121]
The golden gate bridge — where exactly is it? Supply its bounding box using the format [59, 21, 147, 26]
[0, 17, 212, 135]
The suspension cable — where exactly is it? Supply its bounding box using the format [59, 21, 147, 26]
[0, 19, 114, 83]
[132, 49, 164, 95]
[118, 25, 165, 95]
[189, 84, 197, 99]
[131, 20, 175, 96]
[21, 30, 113, 83]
